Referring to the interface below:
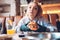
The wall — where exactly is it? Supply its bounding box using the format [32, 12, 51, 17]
[42, 0, 60, 4]
[0, 0, 16, 16]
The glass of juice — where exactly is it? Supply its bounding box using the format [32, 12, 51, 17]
[6, 19, 16, 35]
[7, 29, 15, 35]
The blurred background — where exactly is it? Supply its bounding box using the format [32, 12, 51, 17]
[0, 0, 60, 40]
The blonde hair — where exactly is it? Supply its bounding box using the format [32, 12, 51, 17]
[26, 2, 43, 19]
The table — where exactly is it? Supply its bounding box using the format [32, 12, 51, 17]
[0, 33, 51, 40]
[0, 34, 12, 40]
[0, 34, 29, 40]
[12, 33, 40, 40]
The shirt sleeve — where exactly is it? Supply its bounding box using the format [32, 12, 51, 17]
[15, 19, 24, 33]
[43, 19, 57, 32]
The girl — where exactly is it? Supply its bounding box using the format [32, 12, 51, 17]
[16, 2, 57, 32]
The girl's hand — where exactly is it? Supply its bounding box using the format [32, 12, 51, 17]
[28, 21, 39, 31]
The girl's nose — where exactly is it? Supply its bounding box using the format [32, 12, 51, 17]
[30, 8, 33, 12]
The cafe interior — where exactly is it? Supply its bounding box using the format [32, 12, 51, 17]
[0, 0, 60, 40]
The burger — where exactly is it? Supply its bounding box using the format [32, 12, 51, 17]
[28, 21, 39, 31]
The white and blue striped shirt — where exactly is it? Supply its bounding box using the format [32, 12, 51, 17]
[16, 16, 57, 32]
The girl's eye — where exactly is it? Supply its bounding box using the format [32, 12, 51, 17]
[29, 7, 31, 8]
[34, 7, 38, 10]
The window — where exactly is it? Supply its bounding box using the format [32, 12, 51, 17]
[20, 0, 28, 16]
[0, 4, 10, 13]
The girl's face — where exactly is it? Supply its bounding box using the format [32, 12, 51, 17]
[27, 2, 38, 20]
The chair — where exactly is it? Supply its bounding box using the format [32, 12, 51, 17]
[42, 14, 57, 26]
[0, 16, 7, 34]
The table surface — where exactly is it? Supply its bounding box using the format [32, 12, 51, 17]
[0, 33, 51, 40]
[0, 34, 40, 40]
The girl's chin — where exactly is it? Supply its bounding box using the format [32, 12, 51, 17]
[29, 17, 35, 20]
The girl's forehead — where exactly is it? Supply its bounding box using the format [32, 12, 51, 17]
[29, 2, 37, 7]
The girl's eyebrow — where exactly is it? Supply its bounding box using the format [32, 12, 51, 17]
[34, 7, 38, 9]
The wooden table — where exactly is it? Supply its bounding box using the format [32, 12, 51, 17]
[0, 34, 29, 40]
[0, 34, 12, 40]
[0, 33, 50, 40]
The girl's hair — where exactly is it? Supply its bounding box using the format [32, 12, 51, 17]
[26, 2, 43, 19]
[34, 2, 42, 19]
